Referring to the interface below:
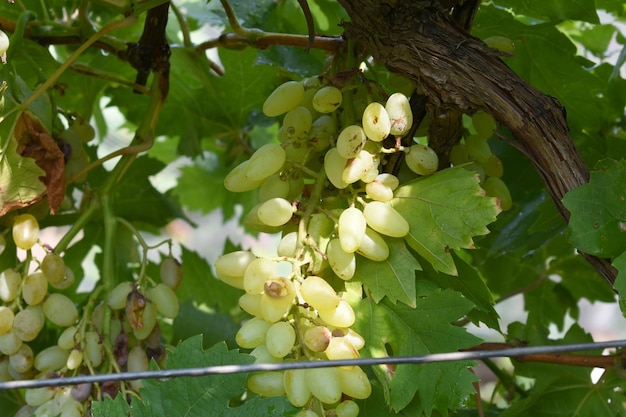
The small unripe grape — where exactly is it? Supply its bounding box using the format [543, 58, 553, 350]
[70, 119, 96, 143]
[257, 197, 294, 227]
[465, 135, 492, 163]
[248, 371, 285, 397]
[357, 227, 389, 261]
[385, 92, 413, 136]
[43, 293, 78, 327]
[244, 258, 276, 295]
[245, 143, 287, 182]
[224, 160, 265, 192]
[327, 239, 356, 281]
[25, 386, 55, 407]
[9, 343, 34, 373]
[472, 111, 497, 139]
[282, 106, 312, 140]
[215, 251, 257, 290]
[363, 201, 410, 238]
[147, 283, 179, 319]
[449, 143, 470, 166]
[12, 214, 39, 250]
[0, 329, 22, 355]
[482, 177, 512, 211]
[238, 293, 262, 317]
[0, 306, 14, 335]
[34, 346, 69, 372]
[284, 368, 312, 407]
[41, 253, 66, 285]
[0, 30, 9, 56]
[484, 35, 515, 54]
[84, 331, 103, 367]
[312, 86, 342, 113]
[263, 81, 305, 117]
[338, 207, 366, 253]
[342, 149, 374, 184]
[160, 256, 183, 289]
[306, 367, 342, 404]
[108, 281, 134, 310]
[324, 148, 349, 189]
[318, 300, 355, 328]
[362, 102, 391, 142]
[265, 321, 295, 358]
[482, 154, 504, 178]
[0, 268, 21, 302]
[336, 125, 367, 159]
[336, 400, 360, 417]
[304, 325, 332, 352]
[259, 174, 290, 202]
[405, 144, 439, 176]
[338, 366, 372, 399]
[22, 271, 48, 305]
[300, 276, 340, 311]
[236, 317, 272, 349]
[325, 337, 359, 361]
[13, 307, 44, 341]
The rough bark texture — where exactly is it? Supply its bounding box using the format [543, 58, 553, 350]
[338, 0, 617, 284]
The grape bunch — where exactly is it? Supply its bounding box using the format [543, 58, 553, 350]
[0, 214, 184, 417]
[216, 76, 445, 416]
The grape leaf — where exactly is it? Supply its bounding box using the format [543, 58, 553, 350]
[390, 166, 500, 275]
[562, 158, 626, 258]
[354, 291, 481, 414]
[493, 0, 599, 23]
[612, 251, 626, 313]
[353, 237, 421, 307]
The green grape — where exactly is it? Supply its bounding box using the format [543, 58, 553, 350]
[263, 81, 305, 117]
[375, 170, 399, 189]
[465, 135, 492, 163]
[295, 410, 319, 417]
[0, 329, 22, 355]
[305, 367, 342, 404]
[326, 238, 356, 281]
[324, 148, 349, 189]
[259, 173, 290, 202]
[0, 268, 21, 302]
[57, 326, 78, 350]
[304, 325, 332, 352]
[160, 256, 183, 289]
[108, 281, 134, 310]
[127, 346, 149, 391]
[245, 143, 287, 182]
[224, 160, 265, 192]
[43, 293, 78, 327]
[65, 349, 83, 370]
[336, 125, 367, 159]
[12, 214, 39, 250]
[363, 201, 410, 238]
[25, 386, 55, 407]
[132, 301, 158, 340]
[70, 119, 96, 143]
[299, 87, 320, 120]
[282, 106, 313, 140]
[261, 278, 296, 323]
[13, 307, 44, 342]
[337, 366, 372, 399]
[405, 144, 439, 175]
[482, 176, 512, 210]
[41, 253, 66, 285]
[338, 207, 366, 253]
[312, 86, 342, 113]
[0, 30, 9, 56]
[325, 336, 359, 361]
[483, 35, 515, 54]
[385, 92, 413, 136]
[318, 300, 355, 328]
[247, 371, 285, 397]
[336, 400, 360, 417]
[0, 306, 14, 335]
[215, 250, 257, 290]
[9, 343, 34, 373]
[34, 345, 69, 372]
[338, 328, 365, 350]
[236, 317, 272, 349]
[59, 398, 84, 417]
[84, 331, 103, 367]
[471, 111, 497, 139]
[49, 266, 74, 290]
[300, 276, 340, 311]
[309, 115, 337, 151]
[482, 154, 504, 178]
[250, 344, 282, 364]
[265, 321, 295, 358]
[449, 143, 470, 166]
[277, 231, 298, 258]
[147, 283, 179, 319]
[342, 149, 374, 184]
[239, 293, 262, 317]
[22, 271, 48, 306]
[257, 197, 294, 227]
[357, 227, 389, 261]
[362, 102, 391, 142]
[244, 257, 276, 295]
[284, 368, 312, 407]
[365, 179, 393, 201]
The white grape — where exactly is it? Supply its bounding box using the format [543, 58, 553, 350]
[325, 336, 359, 361]
[224, 160, 265, 192]
[405, 144, 438, 175]
[342, 149, 374, 184]
[324, 148, 349, 189]
[108, 281, 134, 310]
[282, 106, 312, 140]
[238, 293, 262, 317]
[0, 30, 9, 56]
[9, 343, 34, 373]
[22, 271, 48, 306]
[312, 86, 342, 113]
[304, 325, 332, 352]
[265, 321, 295, 358]
[362, 102, 391, 142]
[215, 251, 257, 290]
[263, 81, 305, 117]
[34, 346, 69, 372]
[336, 125, 366, 159]
[0, 268, 21, 302]
[257, 197, 294, 227]
[318, 299, 355, 328]
[0, 306, 14, 335]
[147, 283, 179, 319]
[300, 276, 340, 311]
[338, 366, 372, 399]
[385, 92, 413, 136]
[43, 293, 78, 327]
[309, 114, 337, 151]
[247, 371, 285, 397]
[284, 368, 312, 407]
[336, 400, 360, 417]
[245, 143, 286, 182]
[305, 367, 342, 404]
[244, 257, 276, 295]
[363, 201, 410, 238]
[258, 174, 290, 202]
[236, 317, 271, 349]
[13, 307, 44, 342]
[338, 207, 366, 253]
[357, 227, 389, 261]
[326, 238, 356, 280]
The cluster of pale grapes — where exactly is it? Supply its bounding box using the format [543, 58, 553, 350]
[217, 77, 443, 417]
[449, 111, 512, 210]
[0, 214, 183, 417]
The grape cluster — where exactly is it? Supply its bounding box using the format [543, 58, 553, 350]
[1, 214, 184, 417]
[217, 77, 443, 416]
[449, 111, 512, 210]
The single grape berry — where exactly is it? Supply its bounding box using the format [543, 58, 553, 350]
[312, 86, 342, 113]
[160, 256, 183, 289]
[362, 102, 391, 142]
[263, 81, 305, 117]
[0, 30, 9, 61]
[41, 252, 66, 285]
[12, 214, 39, 250]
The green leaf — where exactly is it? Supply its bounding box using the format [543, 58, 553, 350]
[91, 394, 131, 417]
[354, 292, 481, 414]
[172, 301, 240, 349]
[391, 166, 500, 275]
[613, 251, 626, 312]
[353, 237, 421, 307]
[493, 0, 599, 23]
[562, 158, 626, 258]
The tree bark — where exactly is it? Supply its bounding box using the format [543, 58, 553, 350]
[338, 0, 617, 284]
